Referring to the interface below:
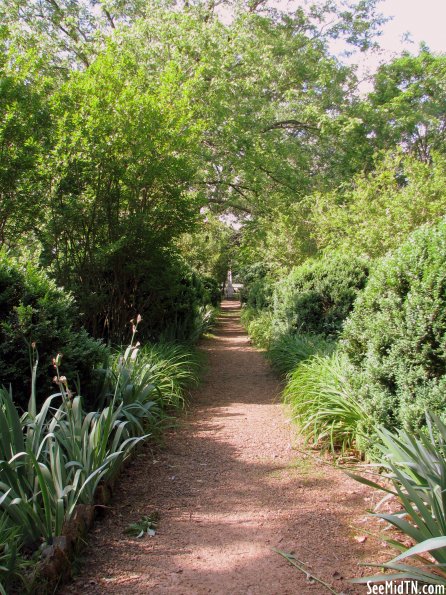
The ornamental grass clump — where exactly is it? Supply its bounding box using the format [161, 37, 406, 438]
[104, 340, 201, 414]
[351, 413, 446, 586]
[0, 515, 30, 595]
[0, 315, 200, 590]
[267, 333, 334, 376]
[0, 346, 146, 551]
[284, 351, 367, 454]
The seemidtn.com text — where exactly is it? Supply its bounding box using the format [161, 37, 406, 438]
[367, 582, 445, 595]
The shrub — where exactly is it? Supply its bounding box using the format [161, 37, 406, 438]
[267, 333, 334, 376]
[273, 253, 369, 339]
[342, 219, 446, 437]
[238, 262, 275, 310]
[241, 307, 275, 349]
[0, 252, 107, 410]
[133, 259, 218, 344]
[202, 276, 222, 307]
[284, 351, 367, 453]
[70, 247, 219, 346]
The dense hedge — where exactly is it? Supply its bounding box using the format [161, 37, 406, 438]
[342, 219, 446, 436]
[202, 276, 222, 307]
[73, 250, 220, 344]
[0, 252, 107, 410]
[273, 254, 369, 339]
[238, 262, 275, 310]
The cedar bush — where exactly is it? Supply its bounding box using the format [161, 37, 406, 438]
[238, 262, 275, 310]
[342, 219, 446, 437]
[0, 252, 107, 410]
[202, 276, 222, 307]
[273, 253, 369, 339]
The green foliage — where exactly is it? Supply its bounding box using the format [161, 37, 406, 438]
[273, 253, 369, 339]
[236, 203, 318, 277]
[369, 50, 446, 161]
[177, 214, 234, 287]
[240, 307, 275, 349]
[0, 251, 107, 410]
[0, 515, 30, 594]
[0, 58, 50, 247]
[0, 325, 200, 585]
[150, 263, 218, 344]
[267, 334, 334, 376]
[351, 413, 446, 586]
[105, 341, 201, 414]
[40, 41, 202, 342]
[342, 219, 446, 439]
[0, 385, 140, 550]
[124, 511, 160, 539]
[311, 151, 446, 258]
[284, 352, 367, 453]
[239, 263, 275, 310]
[202, 277, 221, 308]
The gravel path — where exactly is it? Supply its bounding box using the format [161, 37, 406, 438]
[63, 301, 381, 594]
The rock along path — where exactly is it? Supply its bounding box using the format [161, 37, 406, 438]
[64, 301, 381, 595]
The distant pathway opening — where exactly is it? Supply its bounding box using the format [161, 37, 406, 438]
[64, 301, 381, 594]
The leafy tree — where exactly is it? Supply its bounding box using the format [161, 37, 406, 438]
[176, 213, 235, 286]
[39, 41, 203, 340]
[368, 49, 446, 162]
[0, 39, 51, 247]
[309, 150, 446, 258]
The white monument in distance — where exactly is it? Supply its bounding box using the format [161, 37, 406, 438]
[225, 269, 234, 299]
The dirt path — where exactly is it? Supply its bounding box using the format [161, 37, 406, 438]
[64, 301, 382, 595]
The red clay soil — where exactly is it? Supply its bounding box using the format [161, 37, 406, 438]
[62, 301, 385, 595]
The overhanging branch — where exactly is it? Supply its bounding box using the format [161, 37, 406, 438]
[262, 119, 319, 133]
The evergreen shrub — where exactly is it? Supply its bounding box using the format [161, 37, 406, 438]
[238, 262, 274, 310]
[0, 252, 107, 410]
[273, 253, 369, 338]
[342, 219, 446, 437]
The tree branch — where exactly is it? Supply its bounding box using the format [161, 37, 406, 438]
[262, 119, 319, 133]
[258, 166, 298, 193]
[199, 180, 257, 195]
[207, 197, 252, 215]
[103, 8, 116, 29]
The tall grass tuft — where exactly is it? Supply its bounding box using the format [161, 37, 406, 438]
[0, 514, 30, 595]
[284, 351, 366, 453]
[0, 323, 202, 591]
[103, 342, 201, 414]
[267, 333, 334, 376]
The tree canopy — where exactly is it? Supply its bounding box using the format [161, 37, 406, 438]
[1, 0, 445, 334]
